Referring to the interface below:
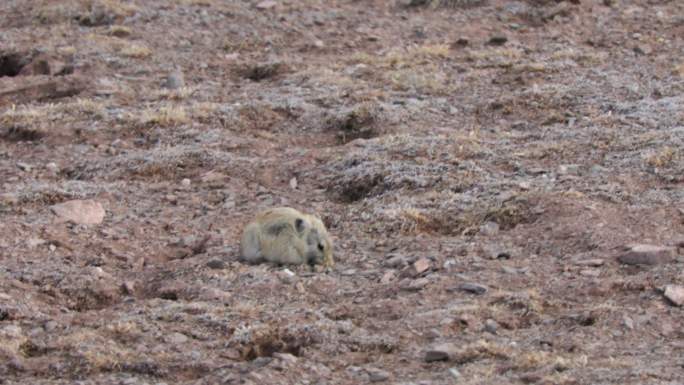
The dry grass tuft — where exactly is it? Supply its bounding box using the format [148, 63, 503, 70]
[140, 105, 190, 126]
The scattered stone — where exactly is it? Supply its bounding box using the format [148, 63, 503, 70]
[16, 162, 32, 172]
[0, 75, 87, 106]
[368, 368, 391, 382]
[273, 352, 298, 364]
[487, 35, 508, 46]
[558, 164, 580, 175]
[162, 68, 184, 89]
[256, 0, 277, 9]
[206, 259, 226, 269]
[574, 259, 604, 267]
[617, 244, 677, 266]
[452, 282, 488, 295]
[289, 177, 298, 190]
[622, 316, 634, 330]
[45, 162, 58, 172]
[166, 332, 188, 344]
[50, 199, 105, 225]
[384, 254, 407, 268]
[401, 278, 429, 291]
[380, 270, 395, 284]
[425, 343, 458, 362]
[278, 269, 297, 284]
[413, 258, 431, 275]
[579, 269, 600, 277]
[633, 44, 652, 56]
[663, 285, 684, 306]
[448, 367, 462, 379]
[181, 178, 191, 187]
[121, 281, 135, 295]
[480, 221, 499, 236]
[484, 319, 498, 334]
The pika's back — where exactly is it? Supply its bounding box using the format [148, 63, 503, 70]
[239, 207, 334, 267]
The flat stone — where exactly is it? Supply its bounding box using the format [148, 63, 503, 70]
[453, 282, 488, 295]
[413, 258, 431, 275]
[256, 1, 277, 9]
[368, 368, 390, 382]
[166, 332, 188, 344]
[206, 259, 226, 269]
[618, 244, 677, 266]
[664, 285, 684, 306]
[50, 199, 105, 225]
[574, 258, 604, 267]
[425, 343, 458, 362]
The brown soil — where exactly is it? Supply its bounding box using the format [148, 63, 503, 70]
[2, 0, 684, 384]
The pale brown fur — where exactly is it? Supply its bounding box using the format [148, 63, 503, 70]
[239, 207, 334, 268]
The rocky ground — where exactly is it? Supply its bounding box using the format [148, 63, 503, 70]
[1, 0, 684, 384]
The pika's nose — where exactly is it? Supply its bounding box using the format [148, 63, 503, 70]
[307, 255, 317, 266]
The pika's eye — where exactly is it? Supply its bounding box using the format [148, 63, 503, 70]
[317, 243, 324, 251]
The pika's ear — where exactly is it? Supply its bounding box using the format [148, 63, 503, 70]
[294, 218, 306, 233]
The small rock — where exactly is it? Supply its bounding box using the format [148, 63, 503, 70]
[256, 0, 277, 9]
[449, 367, 462, 379]
[413, 258, 431, 275]
[121, 281, 135, 295]
[181, 178, 191, 187]
[45, 162, 59, 172]
[273, 352, 298, 364]
[622, 316, 634, 330]
[206, 259, 226, 269]
[480, 221, 499, 236]
[16, 162, 32, 172]
[380, 270, 395, 284]
[368, 368, 390, 382]
[289, 177, 298, 190]
[664, 285, 684, 306]
[401, 278, 429, 291]
[453, 282, 488, 295]
[166, 332, 188, 344]
[573, 258, 604, 267]
[487, 35, 508, 46]
[384, 254, 407, 268]
[484, 319, 498, 334]
[634, 44, 652, 56]
[50, 199, 105, 225]
[558, 164, 580, 175]
[580, 269, 600, 277]
[425, 343, 458, 362]
[163, 68, 185, 89]
[278, 269, 297, 284]
[618, 244, 677, 266]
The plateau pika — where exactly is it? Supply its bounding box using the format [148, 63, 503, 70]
[239, 207, 334, 268]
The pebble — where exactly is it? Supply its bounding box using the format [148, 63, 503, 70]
[573, 259, 604, 267]
[452, 282, 488, 295]
[45, 162, 59, 172]
[256, 1, 277, 10]
[384, 254, 407, 268]
[166, 332, 188, 344]
[181, 178, 191, 187]
[449, 367, 462, 379]
[484, 319, 498, 334]
[50, 199, 105, 225]
[401, 278, 429, 291]
[16, 162, 32, 172]
[664, 285, 684, 306]
[424, 343, 457, 362]
[617, 244, 677, 266]
[380, 271, 395, 284]
[163, 69, 185, 89]
[368, 368, 390, 382]
[206, 259, 226, 269]
[413, 258, 431, 275]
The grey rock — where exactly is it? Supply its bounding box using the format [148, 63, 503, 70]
[617, 244, 677, 266]
[664, 285, 684, 306]
[166, 332, 188, 344]
[401, 278, 429, 291]
[368, 368, 391, 382]
[206, 259, 226, 269]
[163, 69, 185, 89]
[452, 282, 488, 295]
[484, 319, 498, 334]
[424, 343, 458, 362]
[384, 254, 408, 268]
[50, 199, 105, 225]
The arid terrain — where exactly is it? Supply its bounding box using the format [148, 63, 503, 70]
[1, 0, 684, 384]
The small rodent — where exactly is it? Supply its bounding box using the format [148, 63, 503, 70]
[239, 207, 334, 268]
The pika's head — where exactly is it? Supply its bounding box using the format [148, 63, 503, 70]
[295, 215, 334, 267]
